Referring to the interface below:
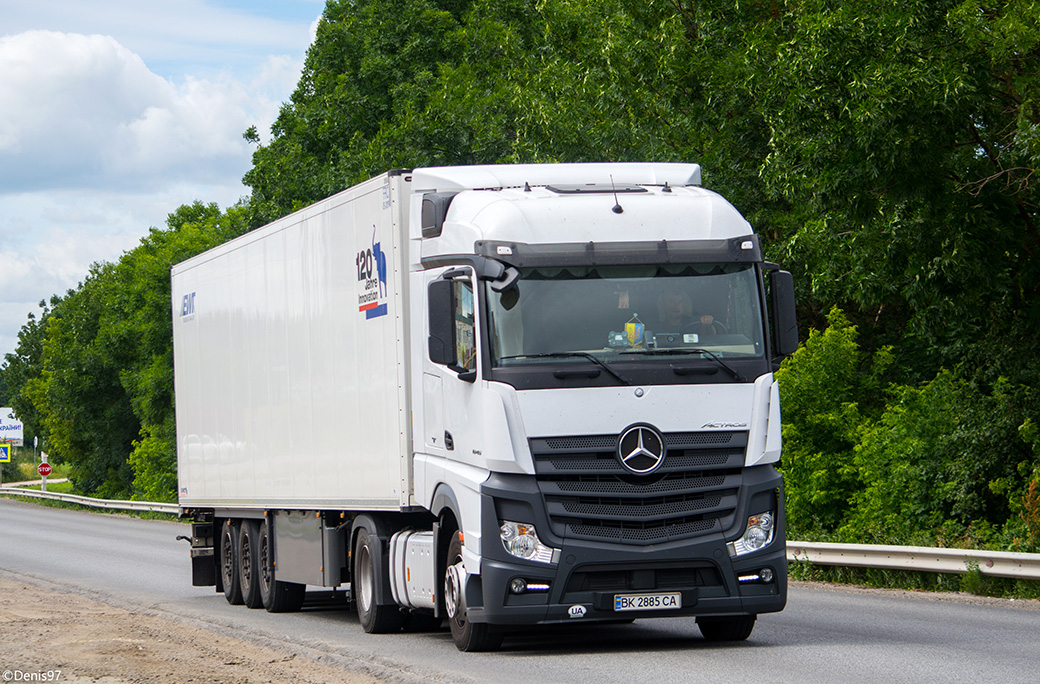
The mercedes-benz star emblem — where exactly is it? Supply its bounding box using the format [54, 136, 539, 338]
[617, 425, 666, 474]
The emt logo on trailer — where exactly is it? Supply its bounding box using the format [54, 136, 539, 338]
[357, 225, 388, 319]
[180, 291, 196, 320]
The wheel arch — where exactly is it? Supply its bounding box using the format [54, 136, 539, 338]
[349, 513, 399, 610]
[431, 483, 462, 533]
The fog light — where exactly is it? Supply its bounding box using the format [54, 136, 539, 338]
[738, 568, 775, 584]
[509, 578, 550, 594]
[727, 510, 777, 557]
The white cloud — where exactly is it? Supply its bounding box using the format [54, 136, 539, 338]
[0, 2, 318, 361]
[0, 31, 289, 193]
[1, 32, 165, 190]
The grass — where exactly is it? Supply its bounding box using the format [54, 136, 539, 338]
[21, 479, 75, 493]
[17, 460, 71, 480]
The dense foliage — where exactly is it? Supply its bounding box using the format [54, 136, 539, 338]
[2, 204, 248, 500]
[2, 1, 1038, 557]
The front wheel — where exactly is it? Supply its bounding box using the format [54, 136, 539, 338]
[697, 615, 756, 641]
[444, 531, 502, 652]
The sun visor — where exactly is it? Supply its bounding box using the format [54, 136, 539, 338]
[473, 236, 761, 267]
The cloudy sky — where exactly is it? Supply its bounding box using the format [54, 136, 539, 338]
[0, 0, 323, 358]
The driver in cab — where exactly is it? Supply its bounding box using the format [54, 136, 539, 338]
[657, 291, 718, 335]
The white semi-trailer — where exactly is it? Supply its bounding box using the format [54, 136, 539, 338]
[172, 163, 798, 651]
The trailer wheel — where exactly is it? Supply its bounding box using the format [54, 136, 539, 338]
[257, 522, 305, 613]
[238, 521, 263, 608]
[219, 521, 243, 605]
[444, 532, 502, 652]
[353, 528, 403, 633]
[696, 615, 756, 641]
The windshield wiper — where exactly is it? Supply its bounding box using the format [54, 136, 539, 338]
[500, 352, 631, 384]
[628, 348, 746, 382]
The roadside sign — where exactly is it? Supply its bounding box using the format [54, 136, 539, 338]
[0, 408, 24, 446]
[0, 445, 9, 462]
[38, 462, 52, 477]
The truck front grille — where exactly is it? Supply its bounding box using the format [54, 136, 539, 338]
[531, 431, 746, 545]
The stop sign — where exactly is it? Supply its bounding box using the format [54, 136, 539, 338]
[38, 462, 52, 477]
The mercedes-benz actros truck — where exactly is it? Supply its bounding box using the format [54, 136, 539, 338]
[173, 163, 798, 651]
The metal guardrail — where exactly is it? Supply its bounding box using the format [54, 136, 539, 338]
[788, 541, 1040, 580]
[0, 486, 179, 515]
[3, 486, 1039, 579]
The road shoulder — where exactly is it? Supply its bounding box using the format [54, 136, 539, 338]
[0, 575, 384, 684]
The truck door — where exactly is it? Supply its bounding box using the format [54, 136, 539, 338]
[423, 267, 484, 467]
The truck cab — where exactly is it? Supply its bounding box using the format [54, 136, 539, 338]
[409, 164, 796, 649]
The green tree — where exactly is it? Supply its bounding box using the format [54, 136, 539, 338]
[244, 0, 476, 225]
[242, 1, 750, 221]
[25, 267, 138, 498]
[754, 0, 1040, 380]
[2, 304, 51, 446]
[114, 202, 249, 500]
[843, 373, 1039, 545]
[5, 202, 249, 500]
[775, 308, 893, 536]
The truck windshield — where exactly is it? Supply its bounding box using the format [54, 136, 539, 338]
[487, 263, 766, 368]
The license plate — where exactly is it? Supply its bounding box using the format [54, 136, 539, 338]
[613, 592, 682, 612]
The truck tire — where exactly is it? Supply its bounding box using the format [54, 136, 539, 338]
[257, 522, 305, 613]
[353, 528, 403, 633]
[444, 532, 502, 652]
[696, 615, 756, 641]
[219, 521, 243, 605]
[238, 521, 263, 608]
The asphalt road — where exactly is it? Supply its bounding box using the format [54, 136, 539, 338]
[2, 498, 1038, 684]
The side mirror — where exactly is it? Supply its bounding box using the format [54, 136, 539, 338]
[769, 270, 799, 358]
[428, 279, 455, 366]
[427, 277, 477, 382]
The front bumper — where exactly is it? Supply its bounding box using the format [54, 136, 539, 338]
[467, 466, 787, 625]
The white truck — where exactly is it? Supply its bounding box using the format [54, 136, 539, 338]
[172, 163, 798, 651]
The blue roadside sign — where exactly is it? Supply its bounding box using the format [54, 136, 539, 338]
[0, 445, 9, 462]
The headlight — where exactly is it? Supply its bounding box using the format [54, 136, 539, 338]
[727, 511, 776, 557]
[500, 521, 558, 564]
